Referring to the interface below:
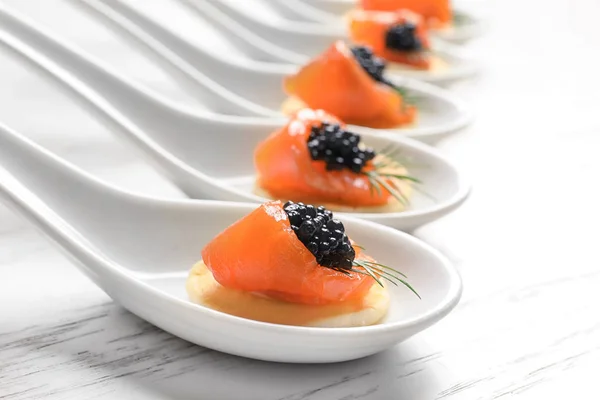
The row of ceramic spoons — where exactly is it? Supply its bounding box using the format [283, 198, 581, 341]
[242, 0, 486, 43]
[0, 3, 463, 363]
[169, 0, 483, 82]
[0, 5, 470, 230]
[80, 0, 481, 86]
[0, 121, 461, 363]
[67, 0, 474, 140]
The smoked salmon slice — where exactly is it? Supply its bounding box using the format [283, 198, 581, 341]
[360, 0, 453, 28]
[283, 41, 416, 129]
[255, 109, 399, 208]
[201, 201, 376, 305]
[348, 9, 431, 69]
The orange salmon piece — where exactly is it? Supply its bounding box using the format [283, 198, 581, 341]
[201, 201, 376, 305]
[284, 41, 416, 129]
[348, 9, 431, 69]
[254, 108, 393, 207]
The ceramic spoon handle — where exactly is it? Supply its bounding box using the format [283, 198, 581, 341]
[266, 0, 340, 23]
[191, 0, 340, 57]
[180, 0, 307, 63]
[71, 0, 279, 117]
[80, 0, 290, 110]
[0, 7, 277, 203]
[0, 4, 275, 118]
[0, 6, 216, 188]
[0, 122, 121, 285]
[0, 5, 193, 126]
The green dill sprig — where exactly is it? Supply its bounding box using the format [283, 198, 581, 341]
[322, 241, 419, 297]
[350, 258, 420, 299]
[360, 147, 423, 206]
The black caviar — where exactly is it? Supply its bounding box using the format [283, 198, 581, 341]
[385, 23, 422, 52]
[283, 201, 355, 270]
[307, 123, 376, 174]
[350, 45, 391, 85]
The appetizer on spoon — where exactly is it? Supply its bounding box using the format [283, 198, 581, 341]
[346, 8, 479, 83]
[349, 9, 437, 71]
[191, 199, 417, 327]
[358, 0, 485, 43]
[0, 122, 462, 362]
[255, 108, 418, 212]
[283, 41, 418, 129]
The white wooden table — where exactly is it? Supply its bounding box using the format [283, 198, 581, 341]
[2, 0, 600, 398]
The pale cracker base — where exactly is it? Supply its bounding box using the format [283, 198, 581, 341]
[280, 97, 418, 129]
[186, 261, 390, 327]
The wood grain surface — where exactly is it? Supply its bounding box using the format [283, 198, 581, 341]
[1, 0, 600, 398]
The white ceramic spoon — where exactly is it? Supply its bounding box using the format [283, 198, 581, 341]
[0, 8, 471, 231]
[288, 0, 486, 43]
[180, 0, 311, 64]
[0, 4, 471, 144]
[17, 11, 280, 118]
[0, 122, 462, 363]
[74, 0, 473, 136]
[179, 0, 478, 84]
[84, 0, 479, 86]
[248, 0, 339, 23]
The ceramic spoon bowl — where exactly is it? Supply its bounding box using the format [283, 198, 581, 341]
[172, 0, 479, 84]
[0, 122, 462, 363]
[0, 13, 470, 231]
[30, 3, 282, 119]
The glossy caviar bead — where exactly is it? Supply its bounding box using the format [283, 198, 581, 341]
[286, 210, 302, 227]
[385, 23, 422, 52]
[307, 242, 319, 255]
[283, 201, 355, 270]
[350, 45, 392, 86]
[307, 123, 376, 174]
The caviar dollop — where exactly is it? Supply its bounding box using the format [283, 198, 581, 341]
[348, 10, 431, 69]
[350, 45, 390, 85]
[385, 22, 422, 51]
[283, 201, 355, 270]
[307, 122, 376, 173]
